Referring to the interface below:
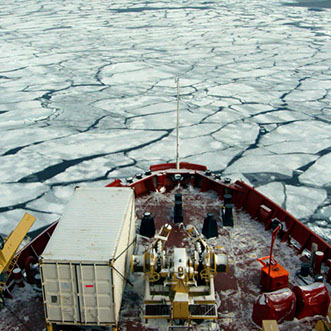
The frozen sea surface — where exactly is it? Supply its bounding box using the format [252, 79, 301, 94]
[0, 0, 330, 242]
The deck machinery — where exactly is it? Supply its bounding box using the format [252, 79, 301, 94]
[131, 223, 228, 325]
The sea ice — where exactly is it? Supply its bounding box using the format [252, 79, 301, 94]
[94, 95, 171, 117]
[101, 62, 147, 75]
[285, 185, 327, 219]
[182, 146, 246, 172]
[298, 153, 331, 186]
[255, 182, 285, 208]
[208, 83, 257, 99]
[230, 103, 274, 116]
[175, 123, 221, 139]
[0, 206, 62, 235]
[315, 205, 331, 222]
[0, 107, 55, 130]
[285, 88, 328, 103]
[26, 185, 76, 216]
[0, 152, 62, 182]
[202, 108, 243, 125]
[22, 130, 168, 160]
[307, 222, 331, 245]
[224, 150, 318, 177]
[259, 120, 331, 154]
[45, 154, 133, 184]
[128, 101, 175, 115]
[128, 134, 227, 162]
[155, 78, 202, 88]
[0, 0, 330, 243]
[285, 99, 330, 116]
[252, 110, 310, 124]
[0, 182, 48, 208]
[0, 127, 72, 155]
[212, 121, 260, 148]
[126, 109, 207, 130]
[100, 66, 173, 87]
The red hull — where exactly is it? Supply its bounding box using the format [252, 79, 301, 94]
[1, 162, 330, 331]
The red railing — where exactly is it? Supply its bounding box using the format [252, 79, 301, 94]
[232, 181, 331, 261]
[10, 162, 330, 290]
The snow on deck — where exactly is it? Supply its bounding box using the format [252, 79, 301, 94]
[0, 187, 328, 331]
[118, 187, 329, 331]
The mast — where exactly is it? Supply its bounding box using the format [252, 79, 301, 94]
[176, 78, 180, 170]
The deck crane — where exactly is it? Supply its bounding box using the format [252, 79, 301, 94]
[0, 213, 36, 294]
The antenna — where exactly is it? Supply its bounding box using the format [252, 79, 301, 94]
[176, 78, 180, 170]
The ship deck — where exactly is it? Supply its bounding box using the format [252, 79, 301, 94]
[0, 187, 327, 331]
[120, 187, 324, 331]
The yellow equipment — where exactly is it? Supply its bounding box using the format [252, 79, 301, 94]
[131, 223, 228, 325]
[0, 213, 36, 291]
[262, 320, 279, 331]
[314, 304, 331, 331]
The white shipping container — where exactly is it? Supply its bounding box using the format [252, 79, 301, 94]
[40, 187, 136, 328]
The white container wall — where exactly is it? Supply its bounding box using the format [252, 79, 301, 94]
[40, 187, 136, 327]
[41, 263, 114, 324]
[112, 193, 136, 320]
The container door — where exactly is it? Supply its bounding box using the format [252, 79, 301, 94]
[76, 263, 114, 324]
[41, 262, 80, 323]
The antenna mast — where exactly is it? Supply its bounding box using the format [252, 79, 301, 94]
[176, 78, 180, 170]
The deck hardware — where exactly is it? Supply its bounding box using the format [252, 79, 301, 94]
[223, 193, 232, 205]
[224, 177, 231, 184]
[202, 214, 218, 239]
[174, 194, 183, 223]
[139, 212, 155, 238]
[132, 224, 227, 323]
[126, 177, 133, 184]
[222, 204, 233, 227]
[173, 174, 183, 182]
[257, 226, 289, 292]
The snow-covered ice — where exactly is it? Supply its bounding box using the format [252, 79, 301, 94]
[0, 0, 330, 242]
[256, 182, 286, 208]
[299, 153, 331, 187]
[285, 185, 327, 219]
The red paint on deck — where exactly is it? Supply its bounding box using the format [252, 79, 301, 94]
[1, 162, 330, 331]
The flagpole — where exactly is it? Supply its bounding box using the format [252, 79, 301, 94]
[176, 78, 180, 170]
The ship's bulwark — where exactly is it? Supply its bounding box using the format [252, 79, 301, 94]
[0, 165, 330, 330]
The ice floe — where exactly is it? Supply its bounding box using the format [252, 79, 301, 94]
[0, 0, 330, 240]
[256, 182, 285, 208]
[224, 150, 318, 177]
[285, 185, 327, 219]
[298, 153, 331, 186]
[260, 120, 331, 154]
